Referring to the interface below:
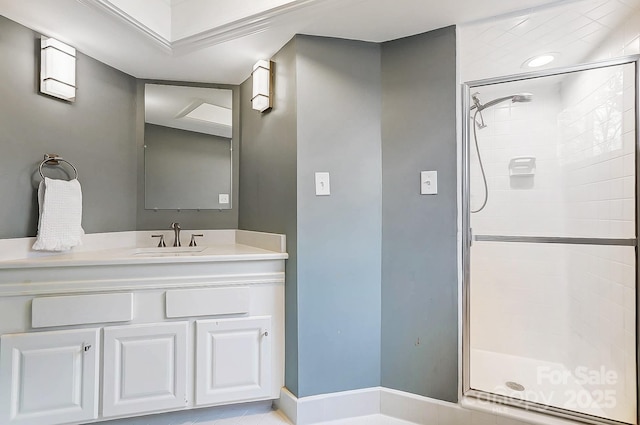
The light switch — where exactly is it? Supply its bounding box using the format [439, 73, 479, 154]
[421, 171, 437, 195]
[219, 194, 230, 204]
[315, 172, 330, 196]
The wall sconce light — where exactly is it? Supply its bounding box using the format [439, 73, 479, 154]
[40, 36, 76, 102]
[252, 60, 273, 112]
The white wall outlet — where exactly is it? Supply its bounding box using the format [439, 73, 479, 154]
[315, 172, 330, 196]
[420, 171, 437, 195]
[218, 194, 230, 204]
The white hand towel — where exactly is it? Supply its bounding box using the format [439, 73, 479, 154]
[32, 177, 84, 251]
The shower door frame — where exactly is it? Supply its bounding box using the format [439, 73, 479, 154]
[462, 55, 640, 425]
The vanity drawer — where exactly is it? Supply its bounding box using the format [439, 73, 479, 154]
[32, 293, 134, 328]
[166, 287, 250, 318]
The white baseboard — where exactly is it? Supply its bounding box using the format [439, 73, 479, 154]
[275, 387, 380, 425]
[275, 387, 299, 424]
[276, 387, 588, 425]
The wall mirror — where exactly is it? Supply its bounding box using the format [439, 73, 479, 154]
[144, 84, 232, 210]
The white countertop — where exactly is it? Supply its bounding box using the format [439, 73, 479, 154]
[0, 244, 287, 269]
[0, 229, 288, 269]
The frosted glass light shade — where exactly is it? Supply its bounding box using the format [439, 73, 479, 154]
[40, 37, 76, 102]
[252, 60, 273, 112]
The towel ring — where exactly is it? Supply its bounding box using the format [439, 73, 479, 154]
[38, 155, 78, 180]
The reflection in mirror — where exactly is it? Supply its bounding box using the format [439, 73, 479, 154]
[144, 84, 232, 210]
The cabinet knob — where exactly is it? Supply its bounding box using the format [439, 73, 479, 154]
[83, 344, 92, 352]
[263, 331, 269, 337]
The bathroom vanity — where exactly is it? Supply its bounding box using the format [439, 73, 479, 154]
[0, 230, 287, 425]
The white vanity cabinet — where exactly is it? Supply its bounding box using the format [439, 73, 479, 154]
[102, 322, 189, 418]
[196, 317, 271, 406]
[0, 290, 282, 425]
[0, 229, 287, 425]
[0, 328, 100, 425]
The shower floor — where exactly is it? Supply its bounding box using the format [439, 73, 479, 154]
[470, 349, 635, 424]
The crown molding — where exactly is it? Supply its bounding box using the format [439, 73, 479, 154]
[170, 0, 336, 55]
[79, 0, 338, 56]
[78, 0, 172, 53]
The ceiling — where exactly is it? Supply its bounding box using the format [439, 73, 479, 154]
[458, 0, 640, 82]
[0, 0, 580, 85]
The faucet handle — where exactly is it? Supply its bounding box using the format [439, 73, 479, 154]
[151, 234, 166, 247]
[189, 234, 204, 247]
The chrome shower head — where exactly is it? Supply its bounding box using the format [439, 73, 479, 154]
[470, 92, 534, 111]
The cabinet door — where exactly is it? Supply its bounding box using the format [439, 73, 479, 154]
[196, 316, 271, 406]
[102, 322, 188, 417]
[0, 328, 100, 425]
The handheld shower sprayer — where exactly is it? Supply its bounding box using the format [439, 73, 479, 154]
[470, 92, 533, 114]
[469, 92, 534, 213]
[470, 91, 534, 133]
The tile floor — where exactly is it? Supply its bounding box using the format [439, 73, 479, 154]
[92, 397, 544, 425]
[95, 404, 419, 425]
[193, 411, 418, 425]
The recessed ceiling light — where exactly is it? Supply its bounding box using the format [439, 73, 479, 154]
[523, 53, 557, 68]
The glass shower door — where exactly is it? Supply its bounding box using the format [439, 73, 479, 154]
[464, 58, 638, 425]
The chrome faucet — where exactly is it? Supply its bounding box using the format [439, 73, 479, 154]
[170, 222, 181, 247]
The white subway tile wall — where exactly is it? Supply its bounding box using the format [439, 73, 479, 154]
[560, 60, 636, 422]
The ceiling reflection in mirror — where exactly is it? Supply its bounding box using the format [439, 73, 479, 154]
[144, 84, 233, 210]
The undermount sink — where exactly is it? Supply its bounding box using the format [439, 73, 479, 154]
[131, 246, 207, 257]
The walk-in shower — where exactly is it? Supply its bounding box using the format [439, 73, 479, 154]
[463, 57, 639, 425]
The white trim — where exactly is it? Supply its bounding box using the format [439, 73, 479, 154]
[275, 387, 380, 425]
[275, 387, 589, 425]
[0, 271, 284, 297]
[274, 387, 299, 424]
[79, 0, 340, 55]
[170, 0, 337, 55]
[78, 0, 172, 53]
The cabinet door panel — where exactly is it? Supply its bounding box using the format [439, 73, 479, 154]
[196, 317, 271, 406]
[103, 322, 188, 417]
[0, 329, 99, 425]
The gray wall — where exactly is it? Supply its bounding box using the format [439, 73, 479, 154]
[3, 7, 459, 400]
[0, 13, 242, 239]
[380, 26, 458, 401]
[0, 16, 137, 239]
[295, 35, 382, 397]
[239, 35, 383, 398]
[143, 124, 232, 210]
[238, 39, 299, 394]
[240, 29, 457, 400]
[136, 81, 240, 231]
